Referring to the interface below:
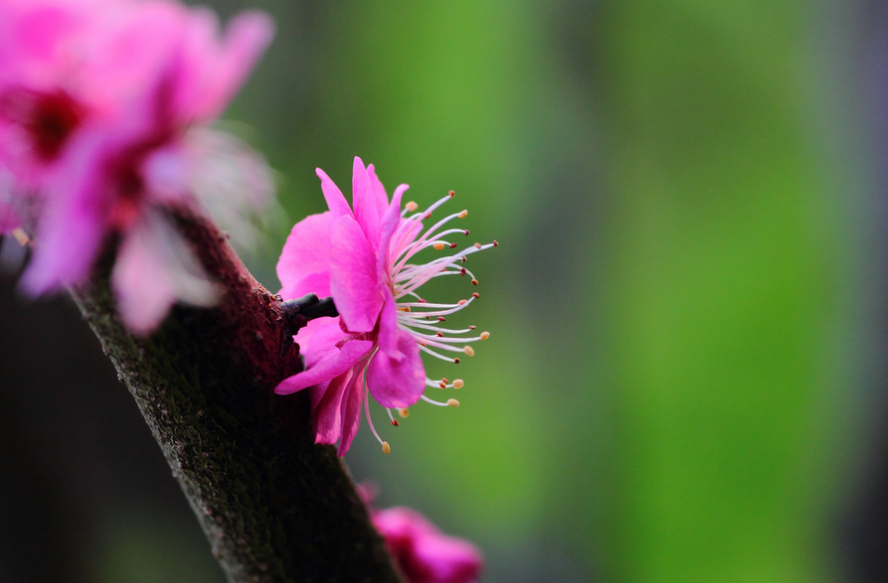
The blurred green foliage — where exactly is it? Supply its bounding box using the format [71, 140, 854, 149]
[176, 1, 869, 581]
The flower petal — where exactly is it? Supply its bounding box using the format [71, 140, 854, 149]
[376, 288, 400, 358]
[312, 374, 347, 445]
[366, 164, 392, 227]
[352, 156, 382, 249]
[330, 214, 383, 333]
[275, 338, 373, 395]
[316, 167, 352, 218]
[377, 182, 407, 286]
[112, 209, 220, 335]
[336, 365, 365, 456]
[367, 329, 425, 408]
[277, 211, 332, 294]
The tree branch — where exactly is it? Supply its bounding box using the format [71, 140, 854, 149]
[69, 210, 403, 583]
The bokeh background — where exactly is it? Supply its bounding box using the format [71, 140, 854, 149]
[2, 0, 888, 581]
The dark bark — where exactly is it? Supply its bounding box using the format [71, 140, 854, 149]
[68, 210, 403, 583]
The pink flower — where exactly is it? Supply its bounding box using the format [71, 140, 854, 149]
[0, 0, 274, 333]
[275, 157, 495, 455]
[359, 485, 483, 583]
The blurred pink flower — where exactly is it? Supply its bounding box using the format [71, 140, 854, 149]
[275, 157, 495, 455]
[359, 485, 482, 583]
[0, 0, 274, 333]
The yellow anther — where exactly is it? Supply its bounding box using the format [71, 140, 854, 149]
[382, 442, 391, 454]
[447, 399, 460, 407]
[480, 331, 490, 340]
[405, 201, 418, 211]
[397, 306, 411, 312]
[458, 210, 468, 219]
[452, 379, 464, 389]
[11, 228, 29, 246]
[398, 408, 410, 418]
[433, 242, 446, 251]
[474, 242, 482, 249]
[463, 346, 475, 357]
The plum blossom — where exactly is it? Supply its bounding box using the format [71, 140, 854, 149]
[0, 0, 274, 333]
[359, 484, 483, 583]
[275, 157, 495, 455]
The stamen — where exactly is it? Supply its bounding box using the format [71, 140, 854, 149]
[480, 331, 490, 340]
[433, 242, 445, 250]
[382, 442, 391, 454]
[405, 201, 418, 211]
[471, 279, 479, 285]
[11, 228, 29, 246]
[421, 394, 451, 407]
[391, 419, 399, 427]
[447, 399, 459, 407]
[463, 346, 475, 356]
[458, 210, 468, 218]
[399, 408, 409, 418]
[453, 379, 464, 389]
[364, 385, 386, 450]
[473, 292, 480, 298]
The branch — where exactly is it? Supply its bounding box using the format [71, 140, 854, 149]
[69, 210, 403, 583]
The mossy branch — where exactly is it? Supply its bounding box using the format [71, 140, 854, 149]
[68, 210, 404, 583]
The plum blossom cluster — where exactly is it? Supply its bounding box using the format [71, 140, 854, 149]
[359, 484, 483, 583]
[276, 157, 495, 456]
[0, 0, 274, 333]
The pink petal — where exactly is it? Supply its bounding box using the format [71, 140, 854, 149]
[377, 182, 407, 285]
[336, 365, 365, 456]
[366, 164, 392, 227]
[376, 289, 401, 358]
[277, 211, 333, 294]
[330, 214, 383, 333]
[112, 210, 219, 335]
[312, 373, 348, 445]
[366, 329, 425, 408]
[274, 338, 373, 395]
[352, 157, 381, 249]
[186, 10, 274, 121]
[297, 316, 345, 367]
[316, 167, 352, 218]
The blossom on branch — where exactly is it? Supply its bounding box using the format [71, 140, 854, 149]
[276, 157, 495, 455]
[0, 0, 274, 333]
[359, 484, 483, 583]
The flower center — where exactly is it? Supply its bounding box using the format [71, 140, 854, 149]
[0, 88, 85, 162]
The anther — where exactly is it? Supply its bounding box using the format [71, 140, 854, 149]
[472, 292, 480, 298]
[458, 299, 467, 305]
[406, 201, 418, 211]
[463, 346, 475, 356]
[449, 190, 455, 198]
[439, 381, 447, 389]
[398, 306, 412, 312]
[458, 210, 468, 219]
[399, 408, 410, 418]
[474, 242, 482, 249]
[460, 268, 467, 276]
[382, 442, 391, 454]
[12, 228, 30, 246]
[493, 240, 498, 246]
[471, 279, 479, 286]
[436, 331, 444, 337]
[449, 243, 458, 248]
[453, 379, 464, 389]
[464, 229, 470, 235]
[447, 399, 460, 407]
[391, 419, 400, 427]
[469, 325, 476, 330]
[454, 358, 460, 364]
[433, 242, 446, 250]
[437, 316, 446, 322]
[419, 298, 427, 303]
[480, 331, 490, 340]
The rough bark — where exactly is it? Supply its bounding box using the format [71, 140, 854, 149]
[69, 210, 404, 583]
